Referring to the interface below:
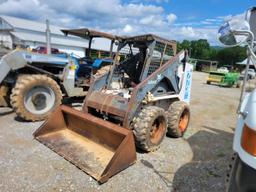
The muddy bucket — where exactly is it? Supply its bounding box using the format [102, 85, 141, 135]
[33, 105, 136, 183]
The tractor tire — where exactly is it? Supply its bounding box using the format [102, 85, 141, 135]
[167, 101, 190, 138]
[10, 75, 62, 121]
[133, 106, 167, 152]
[94, 65, 111, 78]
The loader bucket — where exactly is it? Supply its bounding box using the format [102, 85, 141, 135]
[33, 105, 136, 183]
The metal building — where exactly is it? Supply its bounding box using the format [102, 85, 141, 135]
[0, 15, 112, 57]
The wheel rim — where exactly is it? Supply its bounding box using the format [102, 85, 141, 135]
[179, 109, 189, 132]
[24, 86, 55, 115]
[150, 116, 165, 144]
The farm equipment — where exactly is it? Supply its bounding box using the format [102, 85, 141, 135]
[217, 7, 256, 192]
[0, 28, 122, 121]
[206, 71, 239, 87]
[34, 34, 193, 183]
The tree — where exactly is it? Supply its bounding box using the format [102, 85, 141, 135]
[208, 48, 218, 60]
[176, 39, 247, 67]
[216, 46, 247, 66]
[177, 40, 191, 52]
[190, 39, 210, 59]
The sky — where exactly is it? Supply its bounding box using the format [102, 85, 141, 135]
[0, 0, 255, 45]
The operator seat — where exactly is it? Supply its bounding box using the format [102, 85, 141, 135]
[120, 48, 146, 84]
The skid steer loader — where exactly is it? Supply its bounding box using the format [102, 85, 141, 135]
[34, 34, 193, 183]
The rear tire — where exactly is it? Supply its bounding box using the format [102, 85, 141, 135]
[11, 75, 62, 121]
[133, 106, 167, 152]
[167, 101, 190, 138]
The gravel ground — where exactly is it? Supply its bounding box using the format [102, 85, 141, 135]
[0, 72, 243, 192]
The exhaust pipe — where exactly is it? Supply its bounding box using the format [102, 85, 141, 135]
[34, 105, 136, 183]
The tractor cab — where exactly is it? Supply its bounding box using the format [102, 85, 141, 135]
[62, 28, 124, 87]
[62, 28, 123, 74]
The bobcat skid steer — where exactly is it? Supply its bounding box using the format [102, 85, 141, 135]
[34, 34, 193, 183]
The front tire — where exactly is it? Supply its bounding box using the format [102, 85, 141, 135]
[167, 101, 190, 138]
[11, 75, 62, 121]
[133, 106, 167, 152]
[226, 153, 256, 192]
[226, 154, 238, 192]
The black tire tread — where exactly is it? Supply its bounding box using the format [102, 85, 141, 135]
[10, 74, 62, 121]
[133, 106, 167, 152]
[226, 153, 238, 191]
[167, 101, 190, 138]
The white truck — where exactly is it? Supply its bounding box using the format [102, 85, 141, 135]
[218, 7, 256, 192]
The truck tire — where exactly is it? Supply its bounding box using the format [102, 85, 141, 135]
[226, 153, 256, 191]
[167, 101, 190, 138]
[226, 153, 238, 192]
[10, 75, 62, 121]
[133, 106, 167, 152]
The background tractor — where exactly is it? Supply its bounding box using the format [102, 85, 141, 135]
[206, 71, 240, 87]
[34, 34, 193, 183]
[0, 28, 122, 121]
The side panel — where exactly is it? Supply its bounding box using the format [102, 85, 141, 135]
[124, 51, 186, 127]
[178, 63, 193, 104]
[249, 7, 256, 41]
[234, 90, 256, 170]
[0, 50, 69, 84]
[62, 62, 85, 97]
[0, 60, 11, 83]
[0, 50, 27, 83]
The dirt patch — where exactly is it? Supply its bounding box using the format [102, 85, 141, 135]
[0, 72, 243, 191]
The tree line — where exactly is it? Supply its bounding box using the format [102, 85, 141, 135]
[177, 39, 247, 66]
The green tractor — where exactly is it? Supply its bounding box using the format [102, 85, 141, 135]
[206, 71, 240, 87]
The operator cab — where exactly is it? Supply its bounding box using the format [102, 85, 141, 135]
[108, 34, 177, 91]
